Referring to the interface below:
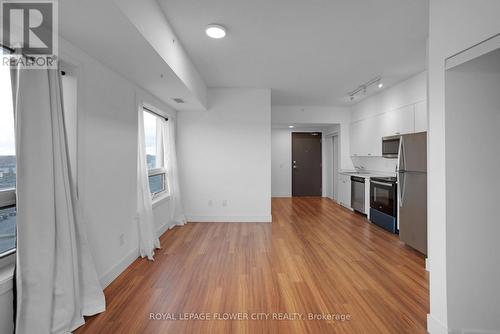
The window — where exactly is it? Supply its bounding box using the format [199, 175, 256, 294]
[143, 108, 168, 197]
[0, 47, 16, 257]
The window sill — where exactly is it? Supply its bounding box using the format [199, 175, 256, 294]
[152, 193, 170, 208]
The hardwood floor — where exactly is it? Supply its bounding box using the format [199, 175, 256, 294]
[76, 198, 428, 334]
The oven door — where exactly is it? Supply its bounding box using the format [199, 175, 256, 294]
[370, 180, 397, 217]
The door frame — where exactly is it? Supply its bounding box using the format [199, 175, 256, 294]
[325, 132, 340, 202]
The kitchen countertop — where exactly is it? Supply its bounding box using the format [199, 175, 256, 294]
[339, 170, 396, 179]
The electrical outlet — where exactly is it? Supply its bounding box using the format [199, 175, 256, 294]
[119, 233, 125, 246]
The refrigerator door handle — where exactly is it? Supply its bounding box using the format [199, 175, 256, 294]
[398, 136, 406, 172]
[400, 172, 407, 206]
[398, 172, 402, 206]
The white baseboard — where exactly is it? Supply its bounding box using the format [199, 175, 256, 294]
[461, 329, 500, 334]
[99, 247, 139, 289]
[185, 215, 272, 223]
[157, 221, 173, 236]
[271, 193, 291, 197]
[99, 221, 183, 289]
[428, 312, 500, 334]
[428, 314, 449, 334]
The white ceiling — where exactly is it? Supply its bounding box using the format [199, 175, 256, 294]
[158, 0, 429, 106]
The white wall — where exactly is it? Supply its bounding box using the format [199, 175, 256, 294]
[0, 38, 181, 330]
[428, 1, 500, 333]
[59, 40, 179, 286]
[177, 88, 272, 222]
[350, 71, 426, 173]
[271, 128, 292, 197]
[272, 106, 353, 171]
[445, 48, 500, 333]
[271, 126, 336, 197]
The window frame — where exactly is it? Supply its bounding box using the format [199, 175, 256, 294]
[148, 167, 167, 199]
[0, 189, 16, 258]
[0, 46, 16, 258]
[143, 107, 169, 199]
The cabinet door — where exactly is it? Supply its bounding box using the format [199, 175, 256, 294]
[381, 105, 415, 137]
[414, 101, 427, 133]
[350, 117, 381, 157]
[366, 115, 382, 156]
[350, 121, 362, 156]
[338, 175, 351, 208]
[338, 175, 345, 204]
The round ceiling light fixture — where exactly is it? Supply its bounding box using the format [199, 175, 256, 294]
[289, 125, 295, 129]
[206, 24, 226, 39]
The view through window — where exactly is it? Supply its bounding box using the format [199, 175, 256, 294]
[143, 109, 167, 196]
[0, 47, 16, 256]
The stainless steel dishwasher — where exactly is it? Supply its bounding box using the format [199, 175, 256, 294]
[350, 176, 365, 213]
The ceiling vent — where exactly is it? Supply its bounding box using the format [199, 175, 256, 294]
[172, 98, 185, 104]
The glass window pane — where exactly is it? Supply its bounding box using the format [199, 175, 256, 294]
[0, 206, 16, 254]
[143, 111, 157, 170]
[148, 174, 165, 194]
[0, 51, 16, 192]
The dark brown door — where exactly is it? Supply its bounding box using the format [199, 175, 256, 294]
[292, 132, 322, 196]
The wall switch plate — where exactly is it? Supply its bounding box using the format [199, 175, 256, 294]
[222, 200, 228, 207]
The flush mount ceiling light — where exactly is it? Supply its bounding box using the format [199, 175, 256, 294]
[206, 24, 226, 39]
[289, 125, 295, 129]
[347, 76, 383, 102]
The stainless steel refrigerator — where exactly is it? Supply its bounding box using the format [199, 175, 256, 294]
[398, 132, 427, 255]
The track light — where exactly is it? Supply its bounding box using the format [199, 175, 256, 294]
[347, 76, 382, 101]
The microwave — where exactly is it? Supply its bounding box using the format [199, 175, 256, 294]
[382, 135, 400, 158]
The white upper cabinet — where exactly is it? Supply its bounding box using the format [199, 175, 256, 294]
[350, 101, 427, 157]
[350, 121, 362, 156]
[380, 104, 415, 137]
[414, 101, 427, 133]
[350, 116, 381, 156]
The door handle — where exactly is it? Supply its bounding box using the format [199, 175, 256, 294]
[399, 172, 406, 206]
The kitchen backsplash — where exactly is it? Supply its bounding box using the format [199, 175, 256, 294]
[351, 156, 398, 173]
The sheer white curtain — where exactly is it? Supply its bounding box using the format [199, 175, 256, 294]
[12, 66, 105, 333]
[137, 109, 160, 260]
[160, 118, 186, 226]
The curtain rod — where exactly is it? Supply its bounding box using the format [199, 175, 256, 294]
[143, 106, 168, 121]
[1, 43, 14, 53]
[1, 43, 37, 62]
